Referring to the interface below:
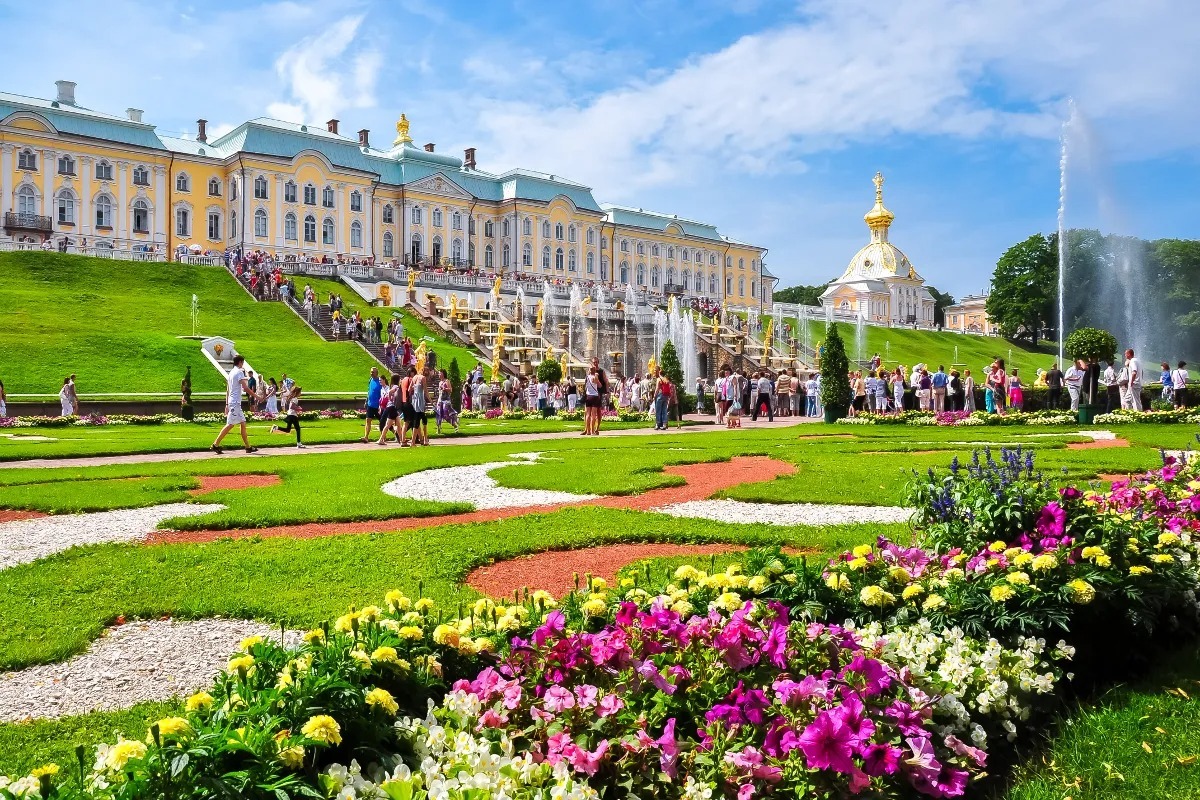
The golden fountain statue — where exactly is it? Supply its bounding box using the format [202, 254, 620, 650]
[647, 356, 657, 376]
[763, 318, 774, 353]
[535, 300, 544, 332]
[407, 269, 417, 292]
[492, 274, 503, 300]
[580, 297, 592, 317]
[449, 294, 459, 318]
[586, 326, 596, 354]
[414, 341, 428, 375]
[393, 114, 413, 147]
[559, 350, 569, 377]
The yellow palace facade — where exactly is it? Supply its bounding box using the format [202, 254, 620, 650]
[1, 80, 773, 309]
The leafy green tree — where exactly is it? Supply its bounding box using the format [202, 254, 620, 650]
[773, 284, 827, 306]
[1154, 238, 1200, 346]
[658, 340, 695, 415]
[1065, 327, 1118, 364]
[536, 358, 562, 385]
[447, 358, 462, 410]
[927, 286, 956, 327]
[819, 323, 852, 418]
[987, 234, 1056, 344]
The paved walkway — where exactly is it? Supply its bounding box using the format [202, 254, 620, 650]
[0, 414, 820, 470]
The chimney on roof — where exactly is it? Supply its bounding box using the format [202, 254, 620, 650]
[423, 142, 435, 153]
[126, 108, 144, 123]
[196, 119, 208, 143]
[463, 147, 476, 170]
[358, 129, 370, 148]
[55, 80, 77, 105]
[326, 118, 339, 134]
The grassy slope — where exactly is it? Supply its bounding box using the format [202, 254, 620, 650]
[0, 252, 379, 395]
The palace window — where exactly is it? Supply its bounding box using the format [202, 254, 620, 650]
[350, 191, 362, 212]
[432, 208, 443, 227]
[568, 250, 577, 272]
[738, 276, 745, 295]
[541, 245, 551, 270]
[209, 178, 222, 197]
[751, 280, 757, 298]
[502, 244, 510, 267]
[710, 274, 718, 294]
[726, 276, 733, 294]
[710, 254, 717, 266]
[452, 238, 463, 261]
[652, 244, 659, 257]
[726, 256, 733, 268]
[175, 207, 190, 236]
[382, 204, 393, 223]
[133, 200, 149, 233]
[522, 243, 532, 266]
[254, 208, 268, 238]
[431, 236, 442, 262]
[636, 264, 645, 285]
[620, 240, 629, 253]
[58, 155, 76, 176]
[568, 225, 577, 243]
[586, 252, 594, 274]
[586, 228, 594, 245]
[230, 179, 238, 200]
[17, 186, 37, 216]
[555, 222, 564, 240]
[555, 247, 564, 271]
[208, 212, 221, 240]
[523, 218, 531, 236]
[600, 257, 608, 281]
[132, 166, 149, 186]
[322, 218, 335, 245]
[284, 213, 297, 241]
[18, 149, 37, 171]
[303, 215, 316, 243]
[542, 220, 551, 239]
[666, 267, 675, 285]
[695, 271, 704, 292]
[304, 184, 317, 205]
[284, 181, 296, 203]
[94, 195, 113, 228]
[322, 186, 335, 208]
[502, 219, 510, 237]
[451, 211, 462, 230]
[411, 234, 422, 262]
[651, 267, 660, 288]
[382, 232, 394, 257]
[637, 242, 645, 255]
[681, 249, 689, 262]
[600, 238, 606, 250]
[739, 258, 745, 270]
[230, 210, 237, 237]
[95, 161, 113, 181]
[411, 206, 422, 225]
[175, 172, 190, 192]
[484, 220, 494, 237]
[485, 245, 493, 268]
[682, 268, 690, 287]
[620, 261, 628, 283]
[468, 217, 476, 235]
[254, 176, 268, 200]
[56, 191, 75, 224]
[351, 220, 363, 248]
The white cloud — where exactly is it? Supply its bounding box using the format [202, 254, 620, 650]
[265, 14, 381, 124]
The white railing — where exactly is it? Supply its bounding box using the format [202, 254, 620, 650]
[176, 254, 224, 266]
[0, 240, 166, 261]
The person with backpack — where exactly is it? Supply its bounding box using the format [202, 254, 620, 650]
[583, 358, 607, 436]
[725, 370, 744, 429]
[377, 374, 403, 446]
[653, 368, 673, 431]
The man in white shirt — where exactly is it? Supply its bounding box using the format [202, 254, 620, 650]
[1102, 362, 1120, 413]
[1064, 360, 1085, 412]
[1125, 349, 1143, 411]
[1172, 361, 1189, 409]
[211, 354, 258, 454]
[805, 376, 818, 417]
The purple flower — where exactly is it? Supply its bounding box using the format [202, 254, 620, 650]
[862, 743, 902, 776]
[829, 694, 876, 746]
[799, 710, 856, 774]
[1035, 502, 1066, 539]
[1060, 486, 1081, 501]
[842, 656, 893, 697]
[532, 610, 566, 648]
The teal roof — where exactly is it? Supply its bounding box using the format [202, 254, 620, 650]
[601, 205, 724, 241]
[0, 91, 166, 150]
[500, 170, 602, 212]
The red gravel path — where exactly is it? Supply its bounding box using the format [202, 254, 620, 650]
[189, 474, 282, 496]
[1066, 438, 1129, 450]
[146, 456, 795, 546]
[0, 510, 46, 523]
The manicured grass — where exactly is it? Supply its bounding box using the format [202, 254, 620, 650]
[999, 642, 1200, 800]
[0, 251, 379, 395]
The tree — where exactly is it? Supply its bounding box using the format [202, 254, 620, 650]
[986, 234, 1056, 344]
[927, 286, 956, 327]
[773, 284, 827, 306]
[536, 358, 562, 385]
[447, 358, 462, 410]
[1065, 327, 1118, 364]
[819, 322, 852, 419]
[658, 340, 695, 415]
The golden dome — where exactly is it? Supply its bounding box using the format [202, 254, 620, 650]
[863, 171, 894, 230]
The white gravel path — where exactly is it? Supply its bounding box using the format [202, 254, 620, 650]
[651, 499, 912, 526]
[382, 460, 597, 510]
[0, 503, 224, 571]
[0, 619, 301, 722]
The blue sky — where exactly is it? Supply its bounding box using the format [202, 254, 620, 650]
[2, 0, 1197, 298]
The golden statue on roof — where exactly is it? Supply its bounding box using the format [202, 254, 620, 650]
[393, 114, 413, 147]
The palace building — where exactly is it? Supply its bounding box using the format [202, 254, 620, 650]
[1, 80, 773, 309]
[820, 172, 936, 327]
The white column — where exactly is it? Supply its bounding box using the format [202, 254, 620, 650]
[0, 144, 12, 217]
[80, 156, 92, 239]
[274, 174, 284, 247]
[117, 163, 128, 241]
[339, 183, 348, 252]
[153, 166, 167, 245]
[42, 149, 55, 218]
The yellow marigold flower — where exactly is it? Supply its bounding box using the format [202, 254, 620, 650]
[1031, 554, 1058, 572]
[620, 578, 635, 589]
[31, 764, 59, 779]
[397, 625, 424, 640]
[1151, 554, 1175, 564]
[1067, 579, 1096, 605]
[825, 573, 851, 592]
[227, 655, 255, 676]
[988, 540, 1007, 553]
[902, 584, 925, 601]
[888, 566, 912, 584]
[276, 668, 293, 689]
[395, 658, 411, 672]
[432, 624, 460, 647]
[728, 574, 749, 589]
[715, 591, 744, 611]
[371, 646, 398, 663]
[942, 568, 966, 582]
[300, 715, 342, 746]
[1095, 554, 1112, 568]
[302, 629, 325, 644]
[104, 740, 148, 771]
[455, 617, 474, 636]
[1081, 546, 1105, 561]
[674, 565, 702, 582]
[747, 575, 768, 593]
[671, 600, 694, 617]
[859, 585, 896, 607]
[385, 590, 412, 611]
[153, 717, 191, 739]
[279, 745, 305, 770]
[359, 605, 382, 623]
[334, 613, 358, 633]
[1130, 566, 1152, 576]
[922, 594, 947, 611]
[948, 554, 967, 567]
[1012, 552, 1034, 567]
[530, 590, 557, 608]
[185, 691, 213, 712]
[847, 557, 869, 571]
[472, 598, 495, 617]
[1158, 532, 1181, 548]
[990, 584, 1017, 603]
[852, 544, 873, 558]
[473, 638, 496, 654]
[365, 687, 399, 716]
[414, 598, 435, 613]
[1127, 538, 1141, 553]
[1006, 571, 1031, 586]
[725, 564, 742, 576]
[582, 598, 608, 617]
[349, 650, 372, 669]
[1003, 547, 1024, 559]
[238, 635, 263, 652]
[590, 577, 608, 591]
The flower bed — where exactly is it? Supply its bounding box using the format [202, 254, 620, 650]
[0, 409, 367, 429]
[839, 410, 1081, 427]
[5, 452, 1199, 799]
[1093, 409, 1200, 425]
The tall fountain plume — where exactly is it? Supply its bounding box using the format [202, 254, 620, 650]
[1057, 98, 1074, 367]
